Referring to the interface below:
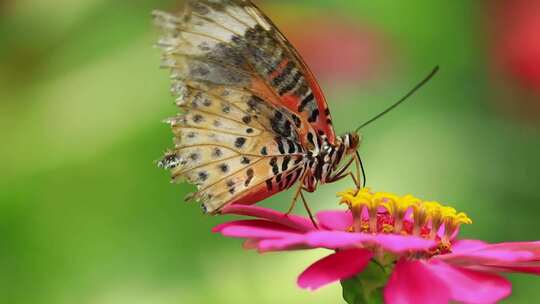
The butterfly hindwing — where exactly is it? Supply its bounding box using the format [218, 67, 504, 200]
[158, 83, 306, 213]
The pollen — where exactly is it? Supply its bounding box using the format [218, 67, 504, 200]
[337, 188, 472, 250]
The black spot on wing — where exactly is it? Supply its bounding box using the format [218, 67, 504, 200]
[193, 114, 204, 123]
[279, 71, 303, 96]
[269, 157, 279, 175]
[198, 171, 209, 181]
[219, 164, 229, 173]
[212, 148, 223, 158]
[203, 98, 212, 107]
[222, 105, 231, 113]
[282, 156, 291, 171]
[298, 92, 314, 113]
[190, 153, 200, 161]
[276, 138, 285, 154]
[265, 179, 273, 191]
[287, 139, 296, 154]
[292, 115, 302, 128]
[227, 179, 235, 194]
[235, 137, 247, 148]
[245, 168, 255, 186]
[307, 132, 315, 145]
[308, 109, 320, 123]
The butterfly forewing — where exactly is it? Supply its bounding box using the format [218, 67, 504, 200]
[155, 0, 336, 212]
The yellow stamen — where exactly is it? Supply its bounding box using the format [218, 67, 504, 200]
[442, 211, 473, 242]
[337, 189, 473, 244]
[339, 188, 378, 232]
[424, 201, 445, 239]
[411, 200, 430, 236]
[380, 193, 417, 234]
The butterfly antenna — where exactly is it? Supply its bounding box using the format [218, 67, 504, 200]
[357, 150, 367, 188]
[355, 66, 440, 133]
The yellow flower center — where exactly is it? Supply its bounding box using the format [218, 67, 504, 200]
[338, 188, 472, 254]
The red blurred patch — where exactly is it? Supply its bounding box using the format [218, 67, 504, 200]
[283, 17, 387, 84]
[489, 0, 540, 91]
[486, 0, 540, 118]
[259, 1, 389, 86]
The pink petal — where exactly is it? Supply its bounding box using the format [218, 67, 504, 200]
[492, 265, 540, 275]
[297, 248, 372, 290]
[483, 241, 540, 255]
[384, 259, 450, 304]
[464, 264, 540, 275]
[365, 233, 436, 253]
[316, 210, 352, 231]
[452, 239, 489, 252]
[258, 231, 435, 253]
[439, 249, 534, 266]
[258, 235, 307, 252]
[221, 205, 314, 232]
[451, 240, 540, 256]
[304, 231, 436, 253]
[213, 220, 300, 239]
[429, 260, 512, 304]
[438, 240, 537, 266]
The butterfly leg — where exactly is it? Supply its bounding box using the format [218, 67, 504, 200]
[286, 173, 319, 228]
[286, 168, 311, 215]
[328, 156, 361, 188]
[329, 157, 355, 181]
[286, 184, 304, 215]
[330, 171, 360, 188]
[299, 190, 319, 229]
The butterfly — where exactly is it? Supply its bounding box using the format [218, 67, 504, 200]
[153, 0, 436, 217]
[153, 0, 364, 218]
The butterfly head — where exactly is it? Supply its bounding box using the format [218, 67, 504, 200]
[341, 132, 362, 154]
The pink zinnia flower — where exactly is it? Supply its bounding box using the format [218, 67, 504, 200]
[213, 189, 540, 304]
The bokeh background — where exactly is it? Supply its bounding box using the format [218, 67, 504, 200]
[1, 0, 540, 303]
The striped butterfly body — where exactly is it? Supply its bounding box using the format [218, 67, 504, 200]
[154, 0, 362, 214]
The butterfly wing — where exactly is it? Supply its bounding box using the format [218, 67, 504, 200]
[154, 0, 336, 144]
[154, 0, 334, 213]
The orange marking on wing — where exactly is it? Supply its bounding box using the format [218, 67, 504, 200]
[268, 59, 290, 81]
[281, 94, 302, 110]
[251, 78, 282, 103]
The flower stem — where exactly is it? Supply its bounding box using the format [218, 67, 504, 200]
[340, 261, 390, 304]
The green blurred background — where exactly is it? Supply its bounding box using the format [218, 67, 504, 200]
[1, 0, 540, 303]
